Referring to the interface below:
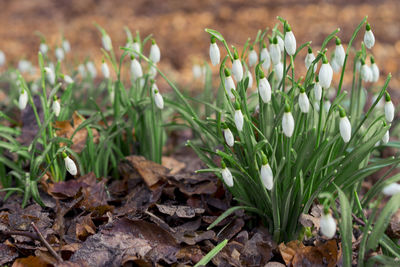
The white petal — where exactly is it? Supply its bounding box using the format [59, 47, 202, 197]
[130, 59, 143, 81]
[221, 168, 234, 187]
[209, 43, 220, 66]
[361, 64, 372, 82]
[319, 63, 333, 89]
[234, 110, 244, 131]
[339, 116, 351, 143]
[154, 92, 164, 109]
[382, 130, 389, 144]
[64, 75, 74, 84]
[260, 48, 271, 70]
[102, 62, 110, 78]
[224, 76, 235, 99]
[52, 100, 60, 117]
[261, 164, 273, 190]
[248, 50, 258, 67]
[19, 91, 28, 110]
[383, 183, 400, 196]
[55, 48, 64, 61]
[314, 82, 322, 101]
[150, 44, 161, 63]
[364, 30, 375, 49]
[232, 59, 243, 82]
[224, 128, 234, 147]
[64, 156, 77, 175]
[282, 112, 294, 137]
[102, 35, 112, 51]
[270, 44, 281, 65]
[299, 92, 310, 113]
[258, 77, 271, 103]
[305, 52, 315, 71]
[277, 36, 284, 52]
[371, 63, 379, 82]
[385, 101, 395, 122]
[86, 62, 97, 78]
[62, 40, 71, 53]
[324, 100, 331, 113]
[331, 57, 341, 73]
[274, 62, 283, 82]
[39, 43, 48, 54]
[284, 31, 296, 56]
[335, 44, 345, 67]
[320, 213, 336, 238]
[246, 70, 253, 89]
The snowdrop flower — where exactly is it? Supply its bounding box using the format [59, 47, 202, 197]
[270, 37, 281, 65]
[370, 56, 379, 82]
[231, 51, 243, 82]
[78, 64, 86, 77]
[55, 47, 64, 61]
[320, 211, 336, 239]
[361, 59, 372, 82]
[130, 56, 143, 81]
[248, 46, 258, 67]
[86, 61, 97, 78]
[314, 75, 322, 101]
[258, 71, 271, 103]
[132, 38, 141, 55]
[149, 39, 161, 63]
[52, 96, 60, 117]
[334, 38, 345, 67]
[382, 129, 389, 144]
[220, 161, 234, 187]
[339, 107, 351, 143]
[153, 88, 164, 109]
[384, 92, 394, 122]
[101, 59, 110, 79]
[284, 24, 296, 56]
[224, 68, 235, 99]
[274, 62, 283, 82]
[39, 43, 48, 54]
[209, 36, 220, 66]
[331, 56, 341, 73]
[102, 34, 112, 51]
[62, 39, 71, 53]
[31, 82, 39, 94]
[319, 55, 333, 89]
[277, 35, 284, 53]
[63, 152, 77, 176]
[192, 64, 202, 79]
[282, 103, 294, 137]
[222, 123, 234, 147]
[260, 154, 273, 190]
[234, 103, 244, 132]
[63, 75, 74, 84]
[44, 67, 56, 85]
[364, 23, 375, 49]
[305, 46, 317, 73]
[19, 89, 28, 110]
[298, 87, 310, 113]
[260, 42, 271, 70]
[18, 60, 32, 73]
[149, 65, 158, 79]
[383, 183, 400, 196]
[324, 99, 331, 113]
[246, 70, 253, 89]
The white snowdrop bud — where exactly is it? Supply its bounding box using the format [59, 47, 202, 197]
[320, 212, 336, 239]
[78, 64, 86, 77]
[364, 23, 375, 49]
[258, 71, 271, 103]
[361, 60, 372, 82]
[149, 65, 157, 79]
[305, 47, 317, 73]
[277, 35, 284, 53]
[370, 57, 379, 82]
[234, 103, 244, 132]
[382, 129, 389, 144]
[192, 64, 202, 79]
[314, 101, 320, 112]
[44, 67, 56, 85]
[246, 70, 253, 89]
[153, 89, 164, 109]
[274, 62, 283, 82]
[260, 154, 273, 190]
[383, 183, 400, 196]
[314, 76, 322, 101]
[63, 152, 77, 176]
[331, 57, 341, 73]
[130, 56, 143, 81]
[221, 161, 233, 187]
[224, 68, 236, 99]
[334, 38, 345, 67]
[270, 37, 281, 65]
[18, 60, 32, 73]
[86, 61, 97, 78]
[19, 89, 28, 110]
[55, 47, 64, 61]
[260, 44, 271, 70]
[39, 43, 48, 54]
[339, 107, 351, 143]
[324, 99, 331, 113]
[319, 55, 333, 89]
[284, 24, 296, 56]
[131, 39, 141, 55]
[52, 97, 60, 117]
[0, 51, 5, 66]
[298, 88, 310, 113]
[62, 39, 71, 53]
[248, 47, 258, 67]
[102, 34, 112, 51]
[149, 39, 161, 63]
[232, 52, 243, 82]
[209, 37, 220, 66]
[384, 93, 394, 122]
[63, 75, 74, 84]
[282, 104, 294, 137]
[223, 124, 234, 147]
[101, 60, 110, 79]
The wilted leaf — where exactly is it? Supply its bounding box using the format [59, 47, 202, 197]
[162, 156, 186, 174]
[240, 230, 274, 266]
[156, 204, 205, 218]
[0, 243, 18, 265]
[76, 214, 96, 241]
[166, 172, 218, 196]
[11, 256, 49, 267]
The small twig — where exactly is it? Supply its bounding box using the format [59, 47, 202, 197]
[31, 222, 63, 263]
[0, 229, 39, 240]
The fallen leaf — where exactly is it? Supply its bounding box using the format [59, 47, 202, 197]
[162, 156, 186, 174]
[240, 230, 274, 266]
[76, 214, 96, 241]
[0, 243, 18, 265]
[156, 204, 205, 218]
[11, 256, 49, 267]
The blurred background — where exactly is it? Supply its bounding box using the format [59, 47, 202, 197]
[1, 0, 399, 93]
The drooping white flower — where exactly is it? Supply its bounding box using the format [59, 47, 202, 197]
[209, 37, 220, 66]
[260, 44, 271, 70]
[101, 61, 110, 78]
[18, 60, 32, 73]
[383, 183, 400, 196]
[384, 92, 394, 122]
[334, 38, 345, 67]
[39, 43, 48, 54]
[339, 107, 351, 143]
[62, 39, 71, 53]
[361, 60, 372, 82]
[102, 34, 113, 51]
[319, 55, 333, 89]
[364, 23, 375, 49]
[44, 67, 56, 85]
[224, 68, 235, 99]
[382, 129, 389, 144]
[223, 124, 234, 147]
[274, 62, 283, 82]
[192, 64, 202, 79]
[86, 61, 97, 78]
[130, 57, 143, 81]
[320, 212, 336, 239]
[260, 154, 273, 190]
[231, 52, 243, 82]
[331, 56, 341, 73]
[149, 65, 157, 79]
[19, 89, 28, 110]
[234, 104, 244, 132]
[63, 75, 74, 84]
[305, 47, 317, 73]
[246, 70, 253, 89]
[298, 88, 310, 113]
[314, 76, 322, 101]
[52, 97, 60, 117]
[153, 88, 164, 109]
[284, 24, 296, 56]
[282, 104, 294, 137]
[258, 71, 271, 103]
[277, 35, 284, 53]
[78, 64, 86, 77]
[324, 99, 331, 113]
[370, 57, 379, 82]
[270, 37, 281, 65]
[132, 39, 141, 55]
[55, 47, 64, 61]
[63, 152, 77, 176]
[221, 161, 233, 187]
[149, 39, 161, 63]
[248, 47, 258, 67]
